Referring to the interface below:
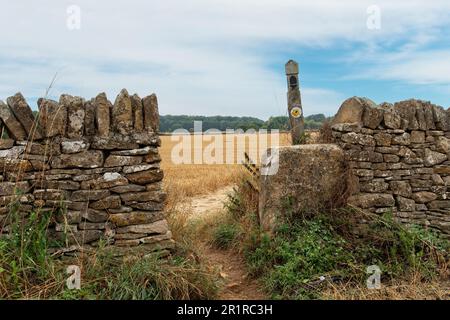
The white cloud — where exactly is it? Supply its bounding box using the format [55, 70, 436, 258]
[352, 50, 450, 85]
[0, 0, 449, 117]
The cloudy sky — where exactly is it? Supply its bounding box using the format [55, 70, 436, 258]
[1, 0, 449, 119]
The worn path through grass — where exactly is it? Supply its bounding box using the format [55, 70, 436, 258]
[188, 186, 266, 300]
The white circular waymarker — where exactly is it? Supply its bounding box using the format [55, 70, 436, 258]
[290, 106, 302, 118]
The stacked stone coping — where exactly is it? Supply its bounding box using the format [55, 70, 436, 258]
[331, 97, 450, 238]
[0, 89, 173, 253]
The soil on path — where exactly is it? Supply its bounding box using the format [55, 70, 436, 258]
[188, 186, 267, 300]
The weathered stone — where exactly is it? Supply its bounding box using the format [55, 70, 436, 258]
[49, 229, 103, 245]
[89, 196, 121, 210]
[0, 181, 29, 196]
[51, 150, 104, 169]
[37, 180, 80, 190]
[128, 201, 164, 211]
[386, 163, 402, 170]
[0, 159, 33, 172]
[410, 131, 425, 144]
[55, 210, 81, 224]
[111, 146, 154, 156]
[55, 223, 77, 233]
[383, 105, 402, 129]
[443, 176, 450, 185]
[375, 146, 399, 154]
[71, 190, 110, 201]
[114, 233, 147, 240]
[431, 174, 445, 186]
[390, 181, 412, 197]
[25, 139, 61, 156]
[398, 146, 422, 164]
[104, 155, 143, 167]
[259, 144, 347, 230]
[0, 100, 27, 140]
[7, 93, 43, 139]
[125, 169, 164, 185]
[348, 193, 395, 208]
[428, 200, 450, 209]
[61, 140, 89, 154]
[435, 136, 449, 153]
[427, 130, 444, 136]
[115, 232, 172, 247]
[110, 211, 165, 227]
[0, 139, 14, 150]
[84, 99, 96, 136]
[120, 190, 166, 203]
[374, 133, 391, 146]
[60, 95, 85, 138]
[396, 196, 415, 212]
[29, 160, 50, 171]
[38, 98, 66, 137]
[354, 169, 373, 178]
[144, 151, 161, 163]
[410, 179, 432, 189]
[34, 189, 67, 201]
[79, 222, 110, 230]
[108, 206, 133, 213]
[424, 103, 436, 130]
[112, 89, 133, 135]
[67, 202, 88, 211]
[122, 163, 159, 174]
[91, 135, 139, 150]
[94, 93, 110, 137]
[416, 204, 428, 211]
[81, 208, 109, 222]
[424, 148, 447, 166]
[81, 172, 128, 189]
[363, 104, 384, 129]
[332, 97, 368, 126]
[142, 94, 159, 132]
[0, 146, 24, 159]
[110, 184, 146, 193]
[413, 105, 426, 131]
[116, 219, 169, 234]
[131, 132, 161, 146]
[131, 94, 144, 132]
[347, 150, 383, 163]
[360, 179, 388, 193]
[392, 133, 411, 145]
[412, 192, 438, 203]
[331, 123, 361, 133]
[341, 132, 375, 146]
[384, 154, 400, 163]
[22, 153, 49, 161]
[394, 100, 419, 130]
[433, 105, 449, 131]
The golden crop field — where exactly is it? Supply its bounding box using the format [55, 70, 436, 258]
[160, 132, 292, 203]
[159, 131, 320, 205]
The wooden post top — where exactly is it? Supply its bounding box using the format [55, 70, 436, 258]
[285, 60, 299, 75]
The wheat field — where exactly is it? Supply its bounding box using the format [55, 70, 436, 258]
[160, 132, 295, 205]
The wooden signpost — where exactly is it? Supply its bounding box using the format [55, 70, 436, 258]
[285, 60, 305, 145]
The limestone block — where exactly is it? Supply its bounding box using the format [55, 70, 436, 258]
[259, 144, 347, 231]
[0, 100, 27, 140]
[142, 94, 159, 132]
[7, 93, 43, 139]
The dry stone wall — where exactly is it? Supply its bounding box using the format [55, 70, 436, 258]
[0, 89, 173, 253]
[332, 97, 450, 238]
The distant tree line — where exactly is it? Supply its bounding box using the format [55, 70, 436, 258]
[160, 114, 332, 132]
